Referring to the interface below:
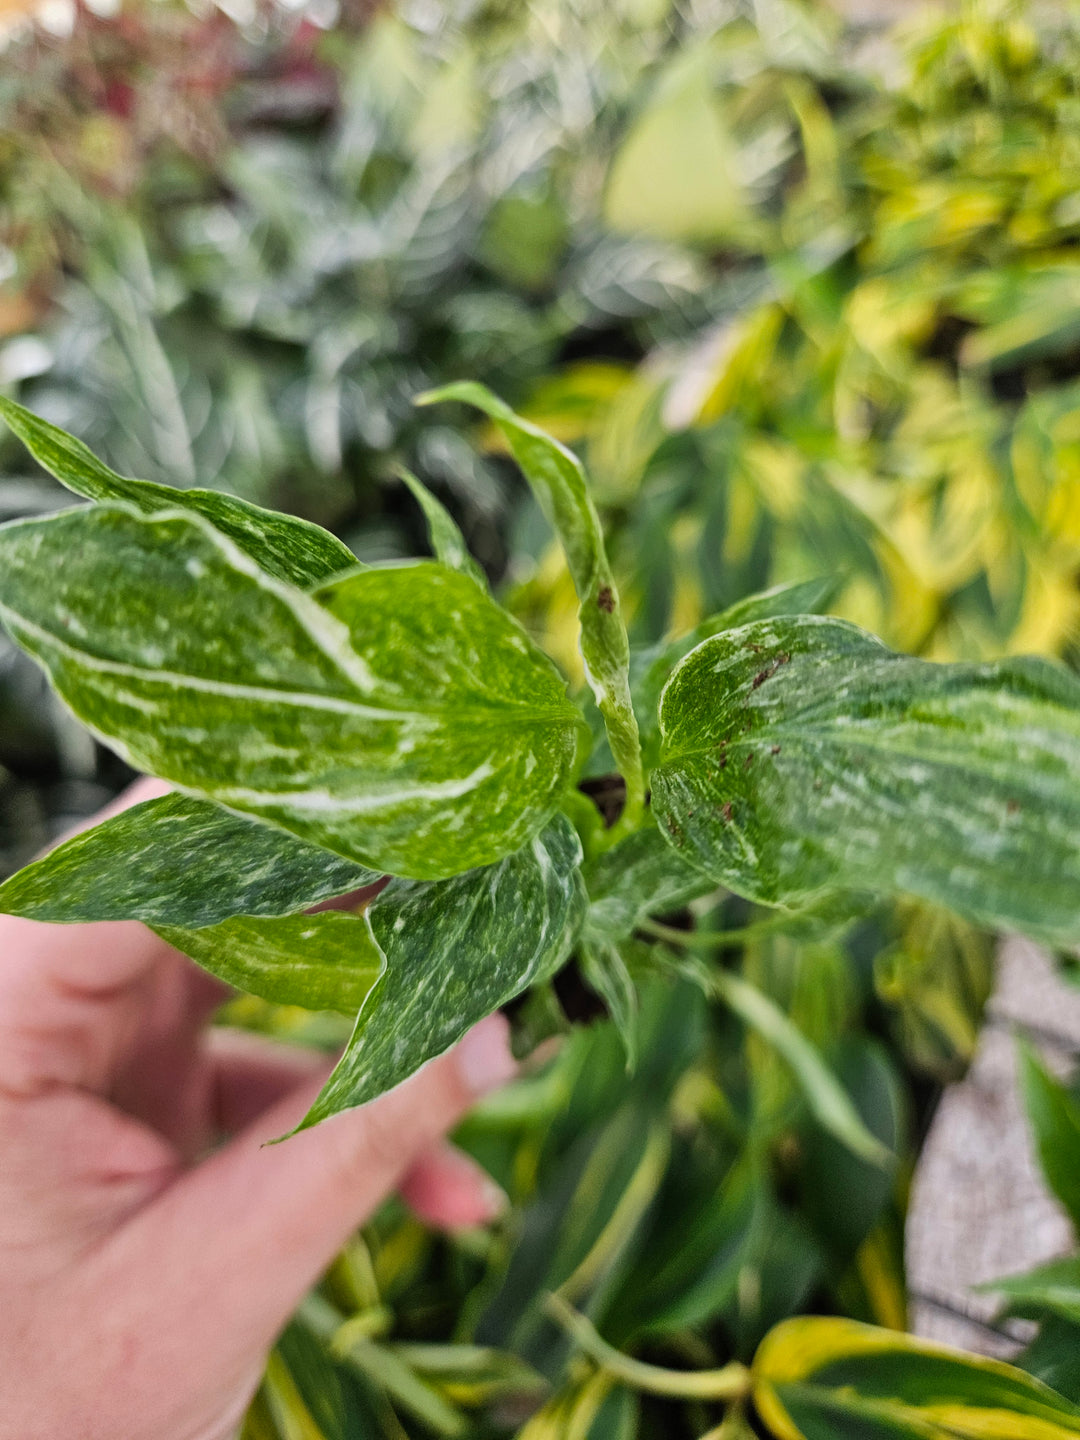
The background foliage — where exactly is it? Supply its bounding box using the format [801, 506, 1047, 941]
[3, 0, 1080, 1434]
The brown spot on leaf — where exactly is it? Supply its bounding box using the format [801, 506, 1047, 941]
[597, 585, 615, 613]
[1007, 799, 1020, 815]
[721, 801, 733, 822]
[771, 744, 781, 755]
[744, 753, 754, 770]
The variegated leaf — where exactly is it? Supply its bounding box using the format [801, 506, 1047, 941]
[580, 939, 639, 1068]
[0, 505, 583, 880]
[400, 468, 486, 589]
[155, 912, 383, 1013]
[300, 814, 586, 1127]
[0, 792, 379, 928]
[753, 1317, 1080, 1439]
[0, 394, 355, 588]
[652, 616, 1080, 946]
[633, 577, 840, 768]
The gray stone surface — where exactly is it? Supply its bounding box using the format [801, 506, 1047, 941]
[906, 939, 1080, 1356]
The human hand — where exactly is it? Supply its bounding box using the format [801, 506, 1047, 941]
[0, 779, 516, 1440]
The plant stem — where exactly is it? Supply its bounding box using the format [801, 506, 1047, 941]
[544, 1292, 751, 1402]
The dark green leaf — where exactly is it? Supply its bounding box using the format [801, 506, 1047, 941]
[299, 814, 585, 1126]
[0, 394, 355, 588]
[653, 616, 1080, 946]
[0, 507, 582, 880]
[1020, 1317, 1080, 1406]
[1018, 1041, 1080, 1232]
[0, 792, 378, 928]
[983, 1257, 1080, 1327]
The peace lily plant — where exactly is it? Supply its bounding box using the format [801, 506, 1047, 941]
[2, 384, 1080, 1437]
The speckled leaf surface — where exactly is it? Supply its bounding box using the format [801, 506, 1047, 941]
[155, 912, 383, 1013]
[421, 383, 645, 824]
[753, 1317, 1080, 1439]
[583, 821, 715, 944]
[0, 394, 354, 588]
[0, 506, 582, 880]
[0, 793, 379, 928]
[633, 577, 840, 768]
[652, 616, 1080, 946]
[300, 814, 586, 1127]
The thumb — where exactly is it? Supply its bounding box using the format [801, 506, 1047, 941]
[90, 1016, 515, 1385]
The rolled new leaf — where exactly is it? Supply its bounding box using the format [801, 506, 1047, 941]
[0, 394, 355, 588]
[752, 1316, 1080, 1438]
[419, 382, 645, 830]
[652, 615, 1080, 947]
[0, 506, 583, 880]
[299, 813, 586, 1127]
[580, 939, 638, 1068]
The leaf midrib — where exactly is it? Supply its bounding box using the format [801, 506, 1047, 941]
[1, 603, 579, 728]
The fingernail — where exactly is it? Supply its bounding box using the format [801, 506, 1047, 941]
[456, 1014, 517, 1097]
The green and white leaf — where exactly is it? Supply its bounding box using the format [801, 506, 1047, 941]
[419, 382, 644, 829]
[0, 506, 582, 880]
[653, 615, 1080, 946]
[300, 814, 586, 1127]
[752, 1316, 1080, 1439]
[633, 577, 840, 767]
[0, 394, 355, 589]
[400, 468, 486, 589]
[156, 912, 383, 1013]
[583, 820, 715, 944]
[0, 792, 379, 928]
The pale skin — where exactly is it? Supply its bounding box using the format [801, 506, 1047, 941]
[0, 778, 517, 1440]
